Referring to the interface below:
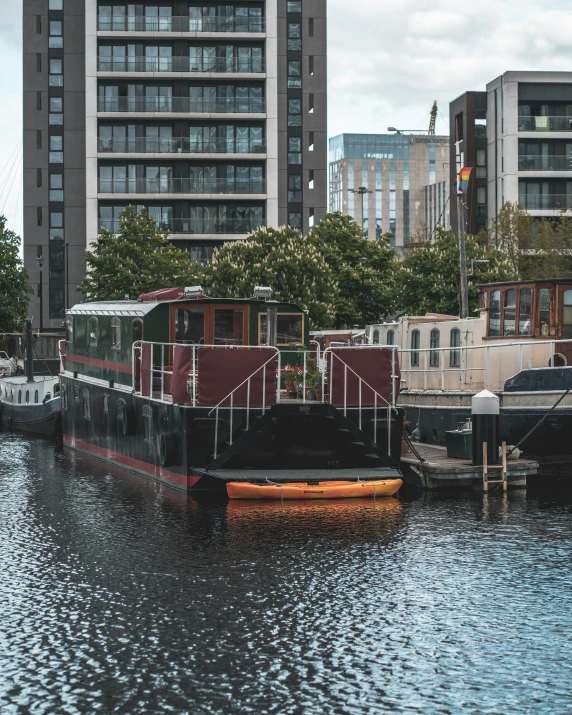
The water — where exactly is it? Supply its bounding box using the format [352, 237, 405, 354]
[1, 434, 572, 714]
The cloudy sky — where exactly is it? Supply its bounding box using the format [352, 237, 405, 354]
[1, 0, 572, 237]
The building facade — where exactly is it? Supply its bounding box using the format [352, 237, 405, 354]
[24, 0, 327, 331]
[487, 71, 572, 224]
[449, 91, 487, 236]
[329, 133, 449, 250]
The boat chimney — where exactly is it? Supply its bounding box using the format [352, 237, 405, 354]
[266, 306, 278, 347]
[25, 319, 34, 384]
[472, 389, 499, 466]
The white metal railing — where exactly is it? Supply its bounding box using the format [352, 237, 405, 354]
[395, 337, 572, 392]
[58, 339, 66, 374]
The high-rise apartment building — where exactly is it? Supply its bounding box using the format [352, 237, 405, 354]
[329, 133, 449, 250]
[24, 0, 327, 330]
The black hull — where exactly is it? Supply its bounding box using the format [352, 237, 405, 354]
[61, 376, 403, 494]
[0, 400, 61, 437]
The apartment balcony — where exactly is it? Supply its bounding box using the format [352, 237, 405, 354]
[518, 116, 572, 132]
[98, 178, 266, 196]
[518, 194, 572, 210]
[97, 97, 266, 116]
[99, 217, 265, 235]
[97, 15, 265, 34]
[97, 56, 265, 75]
[518, 155, 572, 171]
[97, 137, 267, 156]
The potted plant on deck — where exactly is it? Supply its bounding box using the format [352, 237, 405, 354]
[283, 366, 298, 397]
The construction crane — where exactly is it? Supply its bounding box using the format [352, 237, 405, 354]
[428, 100, 438, 136]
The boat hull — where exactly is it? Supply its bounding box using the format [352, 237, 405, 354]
[0, 398, 61, 437]
[227, 479, 403, 500]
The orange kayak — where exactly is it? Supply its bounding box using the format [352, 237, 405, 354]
[226, 479, 403, 500]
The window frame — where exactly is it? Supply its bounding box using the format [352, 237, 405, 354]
[258, 312, 305, 347]
[111, 317, 121, 351]
[450, 328, 461, 368]
[89, 317, 99, 347]
[410, 329, 420, 367]
[429, 328, 440, 368]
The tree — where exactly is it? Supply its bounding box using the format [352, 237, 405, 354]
[0, 216, 32, 332]
[487, 201, 534, 273]
[519, 213, 572, 279]
[396, 228, 517, 317]
[79, 206, 202, 301]
[203, 225, 338, 327]
[307, 212, 399, 328]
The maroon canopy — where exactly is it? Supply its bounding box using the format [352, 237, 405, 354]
[171, 345, 194, 405]
[197, 347, 277, 407]
[141, 343, 152, 397]
[328, 348, 400, 408]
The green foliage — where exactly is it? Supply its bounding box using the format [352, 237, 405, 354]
[307, 212, 399, 328]
[487, 201, 534, 273]
[79, 206, 202, 301]
[0, 216, 32, 332]
[203, 225, 338, 327]
[519, 214, 572, 279]
[397, 228, 517, 317]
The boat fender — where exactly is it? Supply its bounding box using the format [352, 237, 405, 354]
[122, 404, 136, 437]
[160, 432, 179, 468]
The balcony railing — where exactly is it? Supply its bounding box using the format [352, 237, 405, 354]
[518, 116, 572, 132]
[97, 16, 266, 33]
[518, 155, 572, 171]
[98, 137, 266, 154]
[97, 96, 266, 114]
[99, 217, 265, 234]
[98, 178, 266, 194]
[97, 56, 265, 73]
[518, 193, 572, 210]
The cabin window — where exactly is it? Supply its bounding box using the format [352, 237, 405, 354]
[25, 390, 30, 403]
[176, 308, 205, 344]
[103, 394, 110, 413]
[519, 288, 532, 336]
[142, 405, 153, 443]
[89, 317, 98, 347]
[411, 330, 420, 367]
[503, 289, 517, 336]
[18, 391, 21, 404]
[563, 291, 572, 340]
[540, 288, 550, 336]
[61, 385, 67, 409]
[34, 390, 39, 404]
[117, 398, 126, 424]
[132, 319, 143, 343]
[386, 330, 394, 346]
[259, 313, 304, 346]
[83, 389, 91, 420]
[450, 328, 461, 368]
[372, 329, 380, 345]
[489, 291, 501, 336]
[66, 318, 73, 342]
[214, 309, 244, 346]
[74, 384, 80, 402]
[429, 329, 440, 367]
[111, 317, 121, 350]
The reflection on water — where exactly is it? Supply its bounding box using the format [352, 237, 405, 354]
[1, 433, 572, 714]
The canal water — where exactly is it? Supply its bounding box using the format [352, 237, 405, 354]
[1, 433, 572, 714]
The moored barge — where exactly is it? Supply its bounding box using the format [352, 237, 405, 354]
[61, 287, 403, 493]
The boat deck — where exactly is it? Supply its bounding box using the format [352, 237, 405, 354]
[196, 467, 402, 483]
[401, 443, 539, 490]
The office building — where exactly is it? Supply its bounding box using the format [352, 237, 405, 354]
[449, 91, 487, 236]
[329, 133, 449, 250]
[24, 0, 327, 330]
[487, 71, 572, 223]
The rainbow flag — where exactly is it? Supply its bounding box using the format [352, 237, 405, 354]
[458, 167, 472, 193]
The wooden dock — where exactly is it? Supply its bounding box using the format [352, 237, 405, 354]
[400, 443, 538, 490]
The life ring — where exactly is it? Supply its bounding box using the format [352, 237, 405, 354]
[122, 404, 136, 436]
[160, 432, 178, 468]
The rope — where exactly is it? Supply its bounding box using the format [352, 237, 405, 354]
[507, 384, 572, 457]
[402, 428, 426, 463]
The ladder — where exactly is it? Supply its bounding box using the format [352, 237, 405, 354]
[482, 441, 507, 492]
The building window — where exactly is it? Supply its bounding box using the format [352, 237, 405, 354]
[288, 61, 301, 89]
[386, 330, 394, 346]
[142, 405, 153, 443]
[288, 137, 302, 164]
[49, 97, 63, 125]
[111, 317, 121, 350]
[83, 389, 91, 421]
[50, 173, 64, 202]
[288, 174, 302, 202]
[50, 249, 65, 280]
[49, 21, 63, 49]
[450, 328, 461, 368]
[308, 94, 314, 114]
[89, 317, 98, 347]
[309, 208, 314, 228]
[287, 2, 301, 12]
[309, 17, 314, 36]
[37, 168, 42, 188]
[49, 0, 64, 8]
[49, 59, 63, 87]
[288, 23, 301, 51]
[308, 170, 314, 190]
[289, 212, 302, 230]
[411, 329, 420, 367]
[36, 53, 42, 72]
[288, 98, 301, 127]
[49, 289, 64, 319]
[36, 15, 42, 34]
[309, 132, 314, 151]
[50, 211, 64, 241]
[476, 149, 486, 179]
[309, 56, 314, 75]
[477, 187, 486, 205]
[49, 135, 63, 163]
[37, 207, 42, 226]
[429, 329, 440, 367]
[489, 290, 501, 336]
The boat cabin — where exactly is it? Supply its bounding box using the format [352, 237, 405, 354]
[64, 288, 310, 386]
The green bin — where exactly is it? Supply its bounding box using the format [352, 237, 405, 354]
[446, 430, 473, 460]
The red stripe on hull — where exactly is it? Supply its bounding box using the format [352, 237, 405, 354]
[67, 353, 133, 374]
[63, 434, 202, 492]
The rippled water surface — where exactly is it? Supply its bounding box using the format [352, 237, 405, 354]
[2, 433, 572, 714]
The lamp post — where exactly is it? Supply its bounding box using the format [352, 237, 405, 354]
[349, 186, 372, 233]
[37, 255, 45, 332]
[360, 256, 368, 329]
[65, 241, 69, 311]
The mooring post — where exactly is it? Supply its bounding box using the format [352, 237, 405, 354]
[483, 441, 488, 492]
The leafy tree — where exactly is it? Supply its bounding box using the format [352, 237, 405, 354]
[397, 228, 517, 317]
[520, 213, 572, 279]
[0, 216, 32, 332]
[307, 212, 399, 327]
[79, 206, 202, 301]
[203, 225, 338, 327]
[487, 201, 534, 273]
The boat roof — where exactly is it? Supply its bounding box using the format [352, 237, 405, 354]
[478, 278, 572, 289]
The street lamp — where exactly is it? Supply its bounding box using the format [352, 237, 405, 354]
[349, 186, 372, 232]
[360, 256, 368, 329]
[37, 255, 45, 333]
[65, 241, 69, 311]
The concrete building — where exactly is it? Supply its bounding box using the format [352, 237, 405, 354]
[487, 71, 572, 224]
[23, 0, 327, 331]
[329, 133, 449, 250]
[449, 91, 487, 236]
